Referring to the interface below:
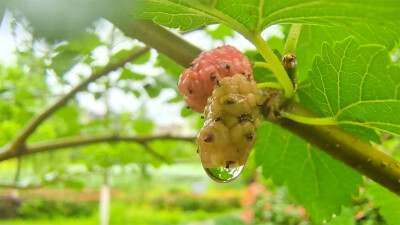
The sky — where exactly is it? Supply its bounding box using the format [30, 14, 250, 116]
[0, 11, 17, 64]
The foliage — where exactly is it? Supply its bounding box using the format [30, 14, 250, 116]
[151, 192, 240, 212]
[0, 0, 399, 224]
[254, 122, 363, 222]
[368, 183, 400, 225]
[17, 198, 95, 219]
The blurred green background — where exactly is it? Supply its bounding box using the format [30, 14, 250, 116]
[0, 2, 398, 225]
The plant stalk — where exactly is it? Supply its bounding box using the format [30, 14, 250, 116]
[275, 101, 400, 195]
[250, 34, 294, 98]
[283, 24, 302, 55]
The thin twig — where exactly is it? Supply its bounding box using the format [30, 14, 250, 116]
[0, 181, 42, 189]
[0, 134, 195, 161]
[0, 47, 150, 159]
[141, 143, 170, 163]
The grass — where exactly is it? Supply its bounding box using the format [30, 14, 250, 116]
[0, 217, 98, 225]
[0, 200, 242, 225]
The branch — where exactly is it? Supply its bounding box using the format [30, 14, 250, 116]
[105, 16, 202, 67]
[0, 134, 195, 161]
[141, 143, 170, 163]
[274, 102, 400, 195]
[0, 46, 149, 158]
[0, 181, 42, 189]
[109, 17, 400, 195]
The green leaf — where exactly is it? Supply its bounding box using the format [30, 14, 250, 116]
[244, 50, 276, 83]
[131, 50, 151, 64]
[297, 23, 400, 81]
[51, 50, 83, 76]
[133, 119, 154, 134]
[133, 0, 399, 36]
[368, 183, 400, 225]
[144, 84, 161, 98]
[205, 24, 234, 40]
[65, 32, 102, 54]
[167, 94, 183, 103]
[64, 180, 84, 190]
[119, 68, 146, 80]
[325, 207, 356, 225]
[254, 122, 362, 223]
[309, 37, 400, 135]
[338, 124, 381, 144]
[297, 82, 381, 143]
[181, 105, 194, 117]
[111, 46, 150, 64]
[155, 54, 184, 78]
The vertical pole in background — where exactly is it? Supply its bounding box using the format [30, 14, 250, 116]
[100, 168, 110, 225]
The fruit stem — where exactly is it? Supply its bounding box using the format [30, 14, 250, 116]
[253, 61, 274, 71]
[283, 24, 302, 55]
[249, 34, 294, 99]
[257, 82, 283, 90]
[272, 101, 400, 195]
[280, 111, 337, 125]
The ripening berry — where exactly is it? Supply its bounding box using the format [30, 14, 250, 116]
[197, 74, 260, 170]
[178, 45, 253, 112]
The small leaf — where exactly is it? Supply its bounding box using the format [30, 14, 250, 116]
[131, 50, 151, 64]
[155, 54, 184, 78]
[368, 183, 400, 225]
[325, 207, 356, 225]
[64, 180, 84, 190]
[111, 46, 149, 64]
[119, 68, 146, 80]
[167, 94, 183, 103]
[267, 36, 285, 54]
[244, 50, 276, 83]
[205, 24, 234, 40]
[51, 50, 83, 76]
[339, 124, 381, 144]
[131, 89, 141, 97]
[66, 32, 101, 54]
[181, 105, 194, 117]
[144, 84, 161, 98]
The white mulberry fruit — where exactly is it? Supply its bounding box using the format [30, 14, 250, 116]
[198, 74, 260, 169]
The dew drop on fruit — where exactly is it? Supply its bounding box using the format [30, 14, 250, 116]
[203, 165, 244, 183]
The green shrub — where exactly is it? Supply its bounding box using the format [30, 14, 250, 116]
[152, 193, 240, 212]
[17, 198, 96, 219]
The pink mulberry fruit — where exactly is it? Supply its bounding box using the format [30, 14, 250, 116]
[178, 45, 253, 112]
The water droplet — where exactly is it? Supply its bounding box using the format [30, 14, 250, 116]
[204, 165, 244, 183]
